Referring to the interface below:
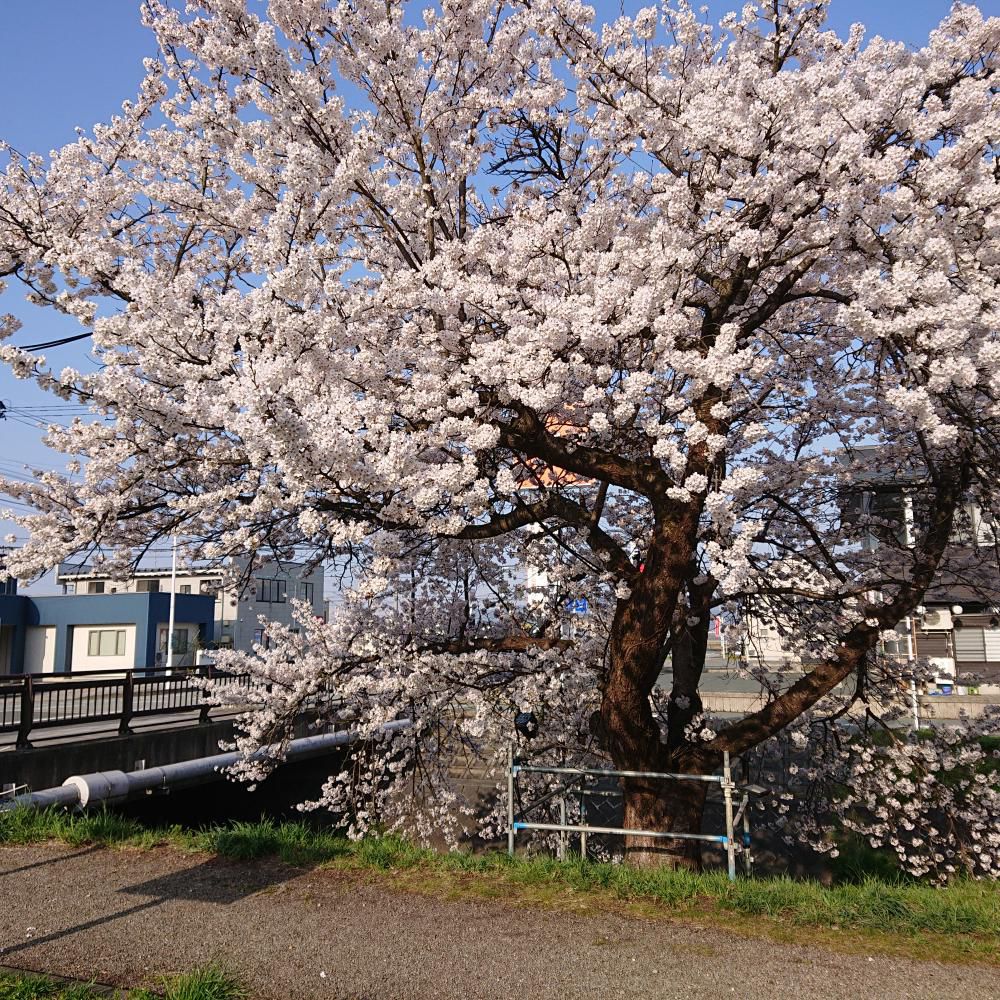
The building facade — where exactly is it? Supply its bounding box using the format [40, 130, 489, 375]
[0, 591, 215, 675]
[851, 478, 1000, 691]
[55, 559, 325, 655]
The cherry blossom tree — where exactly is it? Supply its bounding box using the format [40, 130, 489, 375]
[2, 0, 999, 871]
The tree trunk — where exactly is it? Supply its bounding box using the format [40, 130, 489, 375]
[599, 527, 715, 869]
[602, 595, 716, 869]
[621, 772, 708, 870]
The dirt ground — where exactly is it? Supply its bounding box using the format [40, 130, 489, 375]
[1, 843, 998, 1000]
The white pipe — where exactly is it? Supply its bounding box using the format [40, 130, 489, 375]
[4, 784, 81, 811]
[1, 719, 412, 813]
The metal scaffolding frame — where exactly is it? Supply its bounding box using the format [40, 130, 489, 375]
[506, 748, 756, 880]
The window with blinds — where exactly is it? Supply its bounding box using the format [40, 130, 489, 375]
[87, 629, 126, 656]
[914, 631, 950, 658]
[954, 627, 1000, 663]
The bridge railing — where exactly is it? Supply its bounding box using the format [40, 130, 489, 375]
[0, 666, 254, 749]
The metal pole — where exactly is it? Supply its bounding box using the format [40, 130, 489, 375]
[579, 789, 587, 860]
[118, 671, 134, 736]
[512, 820, 724, 844]
[742, 797, 753, 877]
[904, 614, 920, 734]
[166, 534, 178, 675]
[558, 795, 567, 860]
[507, 742, 515, 857]
[16, 674, 34, 749]
[722, 751, 736, 881]
[514, 764, 724, 783]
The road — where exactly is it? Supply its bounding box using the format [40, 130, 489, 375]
[1, 843, 997, 1000]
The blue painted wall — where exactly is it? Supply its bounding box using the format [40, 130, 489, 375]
[0, 592, 29, 673]
[0, 593, 215, 674]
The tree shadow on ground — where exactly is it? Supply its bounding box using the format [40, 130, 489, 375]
[2, 855, 297, 960]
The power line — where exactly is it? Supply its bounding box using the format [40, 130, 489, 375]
[18, 331, 94, 351]
[4, 403, 92, 409]
[2, 413, 52, 431]
[0, 497, 39, 513]
[0, 400, 109, 431]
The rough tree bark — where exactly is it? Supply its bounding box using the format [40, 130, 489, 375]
[600, 516, 718, 869]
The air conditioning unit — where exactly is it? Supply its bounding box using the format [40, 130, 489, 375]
[921, 608, 953, 631]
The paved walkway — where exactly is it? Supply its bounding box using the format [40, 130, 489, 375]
[1, 844, 998, 1000]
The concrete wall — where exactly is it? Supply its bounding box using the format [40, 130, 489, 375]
[0, 594, 28, 675]
[23, 626, 56, 673]
[0, 627, 13, 673]
[1, 718, 242, 791]
[1, 713, 325, 794]
[151, 621, 201, 669]
[69, 623, 136, 671]
[699, 689, 997, 720]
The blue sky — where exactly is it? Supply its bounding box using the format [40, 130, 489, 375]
[0, 0, 995, 550]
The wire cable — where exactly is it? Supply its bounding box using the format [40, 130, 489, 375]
[17, 331, 94, 351]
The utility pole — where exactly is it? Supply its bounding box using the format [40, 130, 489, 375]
[902, 495, 920, 733]
[166, 534, 178, 674]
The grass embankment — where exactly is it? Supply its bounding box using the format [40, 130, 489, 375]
[0, 965, 244, 1000]
[2, 808, 999, 964]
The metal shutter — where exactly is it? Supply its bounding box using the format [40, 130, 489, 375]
[954, 627, 986, 662]
[915, 631, 949, 657]
[984, 628, 1000, 662]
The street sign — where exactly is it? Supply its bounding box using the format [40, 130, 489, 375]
[566, 598, 588, 615]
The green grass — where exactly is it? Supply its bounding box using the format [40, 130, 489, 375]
[0, 808, 164, 850]
[0, 971, 106, 1000]
[146, 966, 244, 1000]
[2, 809, 999, 955]
[0, 967, 244, 1000]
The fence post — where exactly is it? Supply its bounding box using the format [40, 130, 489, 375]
[198, 677, 212, 724]
[558, 795, 567, 861]
[723, 751, 737, 881]
[118, 672, 134, 736]
[579, 787, 587, 860]
[16, 674, 34, 749]
[507, 742, 515, 857]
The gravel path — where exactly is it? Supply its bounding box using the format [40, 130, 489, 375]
[1, 844, 997, 1000]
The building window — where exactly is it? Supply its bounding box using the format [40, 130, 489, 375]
[87, 629, 126, 657]
[299, 582, 314, 603]
[87, 581, 105, 595]
[200, 578, 222, 595]
[955, 627, 987, 664]
[881, 622, 912, 659]
[256, 578, 286, 603]
[252, 627, 272, 649]
[179, 584, 192, 594]
[136, 579, 160, 593]
[158, 628, 189, 655]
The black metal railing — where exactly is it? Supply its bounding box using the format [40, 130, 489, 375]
[0, 666, 253, 748]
